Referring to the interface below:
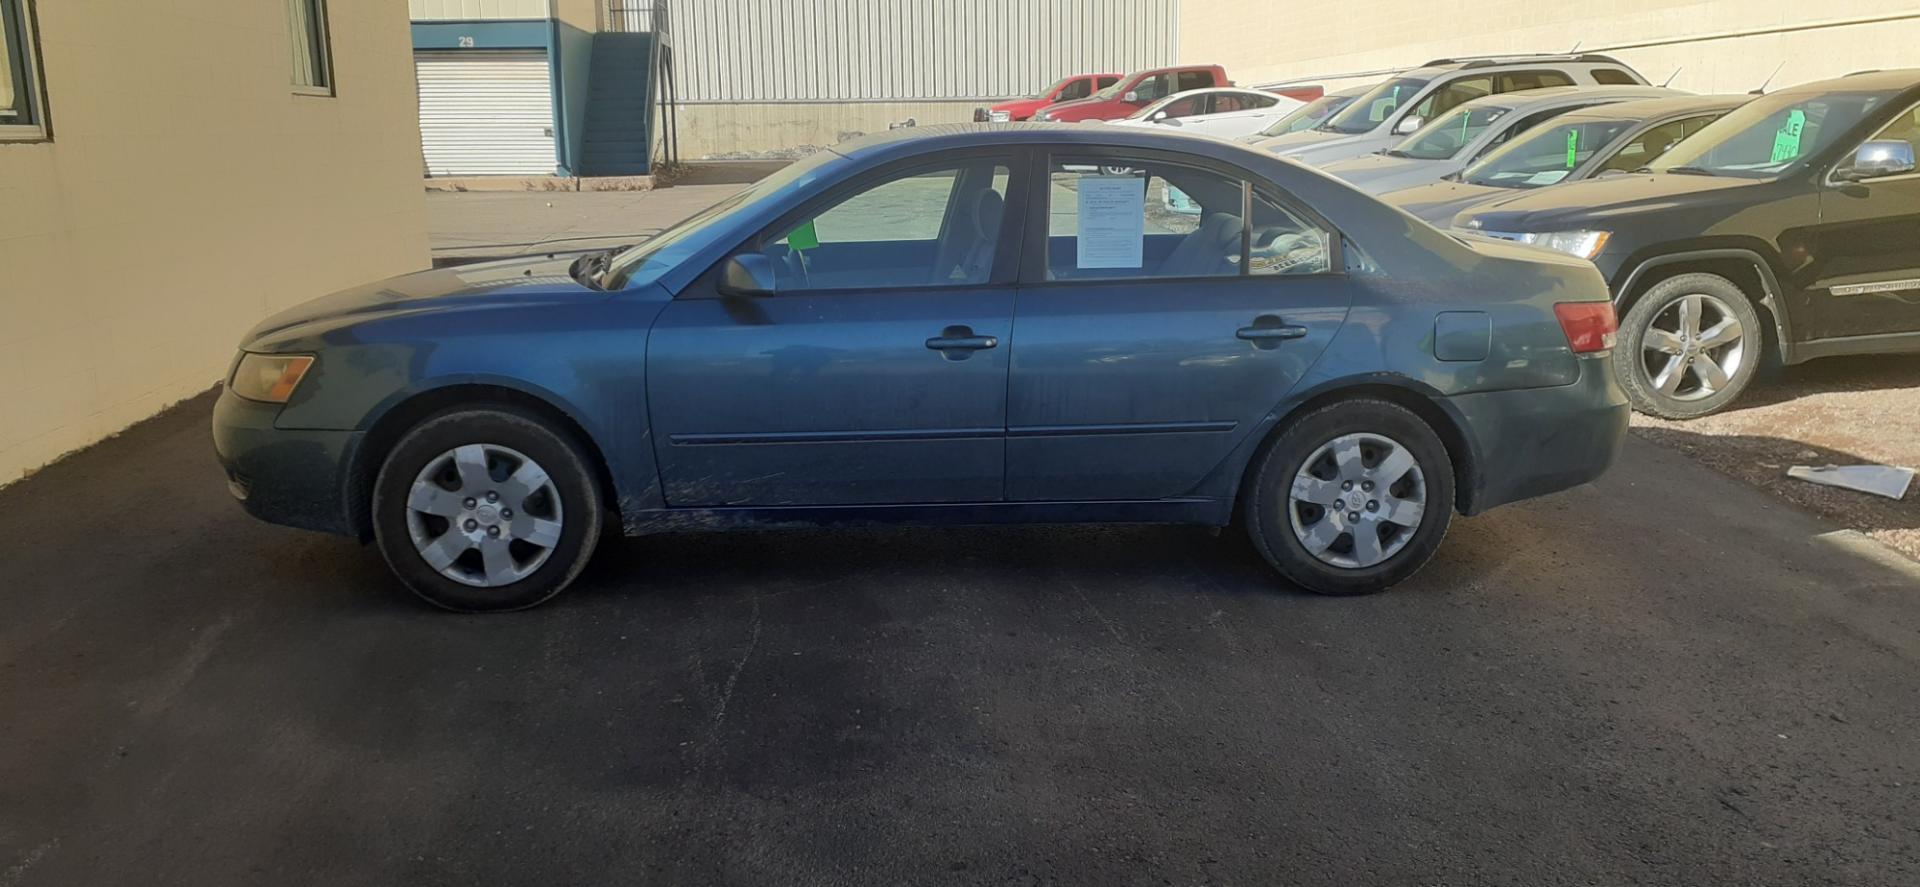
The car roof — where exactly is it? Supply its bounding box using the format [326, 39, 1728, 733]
[832, 122, 1272, 161]
[1418, 52, 1634, 71]
[1555, 94, 1749, 122]
[1444, 85, 1686, 113]
[1776, 67, 1920, 95]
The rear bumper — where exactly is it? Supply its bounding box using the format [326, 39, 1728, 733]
[211, 388, 365, 537]
[1445, 356, 1630, 515]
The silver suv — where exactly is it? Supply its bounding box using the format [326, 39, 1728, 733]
[1251, 54, 1649, 167]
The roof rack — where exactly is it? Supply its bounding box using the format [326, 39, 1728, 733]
[1421, 52, 1626, 69]
[1846, 69, 1883, 77]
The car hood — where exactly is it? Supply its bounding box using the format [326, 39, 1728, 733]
[989, 97, 1047, 115]
[243, 255, 607, 348]
[1315, 153, 1455, 194]
[1380, 180, 1513, 226]
[1037, 95, 1108, 116]
[1454, 172, 1765, 233]
[1252, 128, 1384, 167]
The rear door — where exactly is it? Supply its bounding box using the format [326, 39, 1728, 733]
[1806, 100, 1920, 338]
[646, 152, 1027, 507]
[1004, 148, 1353, 501]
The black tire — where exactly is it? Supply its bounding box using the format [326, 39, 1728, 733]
[1243, 399, 1454, 595]
[1616, 273, 1764, 419]
[370, 406, 604, 612]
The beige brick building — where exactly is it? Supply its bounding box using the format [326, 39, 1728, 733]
[0, 1, 429, 484]
[1182, 2, 1920, 95]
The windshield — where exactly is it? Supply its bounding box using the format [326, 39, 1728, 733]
[1259, 94, 1355, 137]
[605, 150, 845, 288]
[1462, 117, 1636, 187]
[1320, 77, 1430, 134]
[1029, 76, 1072, 100]
[1650, 90, 1889, 177]
[1389, 104, 1511, 159]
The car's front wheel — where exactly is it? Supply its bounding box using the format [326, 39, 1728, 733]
[1616, 273, 1762, 419]
[370, 406, 603, 612]
[1244, 399, 1454, 595]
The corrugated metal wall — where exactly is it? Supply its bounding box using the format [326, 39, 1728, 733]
[671, 0, 1180, 103]
[408, 0, 550, 21]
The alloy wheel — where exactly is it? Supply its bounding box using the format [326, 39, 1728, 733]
[403, 443, 565, 588]
[1639, 293, 1746, 402]
[1287, 432, 1426, 569]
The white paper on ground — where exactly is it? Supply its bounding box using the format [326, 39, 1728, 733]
[1076, 175, 1146, 269]
[1786, 464, 1915, 500]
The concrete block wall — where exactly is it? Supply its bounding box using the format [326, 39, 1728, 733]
[0, 0, 430, 484]
[1181, 1, 1920, 95]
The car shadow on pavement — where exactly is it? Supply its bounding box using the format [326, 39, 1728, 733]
[1713, 352, 1920, 415]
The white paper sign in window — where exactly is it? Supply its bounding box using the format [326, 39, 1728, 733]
[1075, 175, 1145, 269]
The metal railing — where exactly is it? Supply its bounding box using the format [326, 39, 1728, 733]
[601, 1, 678, 166]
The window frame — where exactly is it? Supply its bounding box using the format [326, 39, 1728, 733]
[699, 150, 1030, 299]
[288, 0, 336, 98]
[0, 0, 50, 141]
[1019, 146, 1346, 289]
[1828, 96, 1920, 185]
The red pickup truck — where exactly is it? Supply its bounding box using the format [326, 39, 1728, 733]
[975, 73, 1123, 123]
[1033, 64, 1233, 123]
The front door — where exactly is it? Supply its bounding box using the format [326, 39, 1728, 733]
[1804, 101, 1920, 339]
[647, 155, 1023, 507]
[1005, 150, 1352, 501]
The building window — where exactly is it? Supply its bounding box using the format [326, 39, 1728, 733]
[1, 0, 46, 138]
[288, 0, 333, 95]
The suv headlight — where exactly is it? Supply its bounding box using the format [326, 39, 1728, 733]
[988, 109, 1011, 123]
[229, 353, 315, 403]
[1518, 230, 1612, 260]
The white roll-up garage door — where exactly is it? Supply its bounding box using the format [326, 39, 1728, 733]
[415, 51, 556, 176]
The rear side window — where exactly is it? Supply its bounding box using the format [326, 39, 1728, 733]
[1411, 75, 1492, 122]
[1042, 155, 1331, 281]
[1591, 68, 1640, 85]
[1097, 76, 1119, 89]
[1495, 70, 1575, 92]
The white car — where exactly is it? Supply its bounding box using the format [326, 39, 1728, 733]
[1106, 87, 1305, 140]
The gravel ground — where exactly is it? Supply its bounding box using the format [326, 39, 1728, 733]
[1632, 353, 1920, 560]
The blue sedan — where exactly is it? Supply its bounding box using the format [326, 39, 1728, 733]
[213, 124, 1628, 611]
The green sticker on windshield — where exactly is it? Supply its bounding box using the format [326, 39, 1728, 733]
[1770, 108, 1807, 163]
[1567, 130, 1580, 168]
[786, 219, 820, 251]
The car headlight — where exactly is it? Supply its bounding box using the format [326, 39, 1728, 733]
[1518, 230, 1612, 260]
[1035, 111, 1052, 122]
[229, 353, 315, 403]
[988, 110, 1011, 123]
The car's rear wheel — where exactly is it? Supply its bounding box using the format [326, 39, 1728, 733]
[371, 406, 603, 612]
[1617, 273, 1762, 419]
[1244, 399, 1454, 595]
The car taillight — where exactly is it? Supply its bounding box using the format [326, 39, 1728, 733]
[1554, 302, 1618, 354]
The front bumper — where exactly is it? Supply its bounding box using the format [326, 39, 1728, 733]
[1445, 357, 1630, 515]
[211, 387, 365, 537]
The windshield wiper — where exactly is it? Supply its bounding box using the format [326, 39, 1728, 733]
[1660, 166, 1718, 176]
[569, 248, 616, 290]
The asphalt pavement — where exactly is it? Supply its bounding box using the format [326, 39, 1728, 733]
[3, 389, 1918, 886]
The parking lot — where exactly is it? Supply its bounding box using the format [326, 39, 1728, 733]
[4, 388, 1918, 886]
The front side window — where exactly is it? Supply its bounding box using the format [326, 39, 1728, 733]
[1595, 115, 1719, 175]
[1096, 76, 1120, 90]
[1652, 90, 1889, 178]
[1321, 77, 1429, 133]
[1409, 75, 1493, 123]
[1057, 78, 1092, 102]
[1, 0, 45, 137]
[746, 161, 1011, 292]
[1389, 104, 1511, 160]
[1156, 95, 1204, 119]
[288, 0, 333, 94]
[1464, 118, 1637, 187]
[1043, 156, 1330, 281]
[1861, 102, 1920, 166]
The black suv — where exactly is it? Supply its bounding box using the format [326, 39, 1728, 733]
[1453, 69, 1920, 418]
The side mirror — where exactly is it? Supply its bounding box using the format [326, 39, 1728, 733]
[1839, 139, 1917, 182]
[1150, 110, 1168, 121]
[1393, 115, 1424, 135]
[1122, 90, 1139, 103]
[719, 254, 777, 297]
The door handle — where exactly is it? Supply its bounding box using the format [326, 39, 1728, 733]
[1237, 317, 1309, 348]
[926, 325, 998, 360]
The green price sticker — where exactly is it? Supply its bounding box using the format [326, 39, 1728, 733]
[1770, 108, 1807, 164]
[1566, 129, 1580, 168]
[787, 219, 820, 251]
